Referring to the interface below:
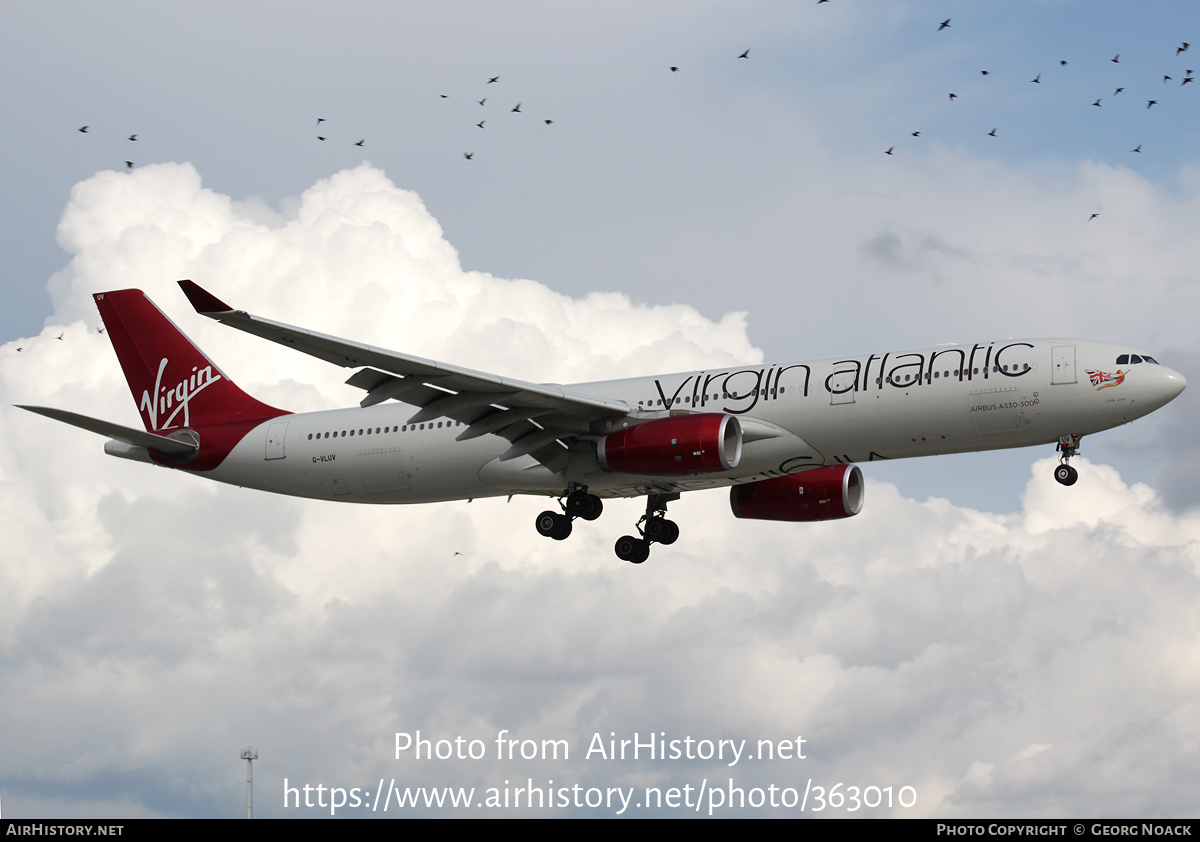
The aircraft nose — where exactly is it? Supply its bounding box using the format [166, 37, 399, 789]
[1162, 366, 1187, 401]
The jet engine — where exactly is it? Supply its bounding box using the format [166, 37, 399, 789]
[597, 413, 742, 476]
[730, 464, 864, 521]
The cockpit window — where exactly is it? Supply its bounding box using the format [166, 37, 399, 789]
[1117, 353, 1161, 365]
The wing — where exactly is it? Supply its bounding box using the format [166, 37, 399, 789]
[178, 281, 630, 473]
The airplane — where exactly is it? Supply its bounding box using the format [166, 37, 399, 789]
[19, 281, 1187, 564]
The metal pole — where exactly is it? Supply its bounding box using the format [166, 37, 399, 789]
[241, 748, 258, 818]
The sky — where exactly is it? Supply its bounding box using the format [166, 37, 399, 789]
[2, 0, 1199, 819]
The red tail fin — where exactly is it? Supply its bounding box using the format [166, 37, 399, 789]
[95, 289, 288, 433]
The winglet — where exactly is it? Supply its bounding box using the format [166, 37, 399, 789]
[178, 279, 234, 314]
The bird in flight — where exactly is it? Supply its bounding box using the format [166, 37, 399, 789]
[670, 66, 679, 72]
[476, 121, 485, 128]
[1089, 213, 1100, 220]
[464, 152, 474, 160]
[78, 126, 89, 133]
[738, 49, 750, 59]
[317, 136, 326, 141]
[1092, 99, 1102, 107]
[948, 92, 957, 101]
[988, 128, 997, 137]
[1031, 74, 1041, 83]
[128, 134, 138, 141]
[884, 147, 894, 155]
[354, 139, 365, 147]
[1132, 144, 1142, 152]
[487, 76, 500, 84]
[1112, 54, 1120, 63]
[1114, 87, 1124, 95]
[511, 103, 521, 112]
[911, 131, 921, 137]
[544, 119, 553, 125]
[1147, 100, 1158, 109]
[981, 70, 989, 75]
[479, 98, 486, 106]
[1179, 42, 1190, 56]
[125, 161, 134, 170]
[938, 19, 950, 30]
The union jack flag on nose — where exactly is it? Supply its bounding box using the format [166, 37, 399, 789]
[1086, 369, 1126, 389]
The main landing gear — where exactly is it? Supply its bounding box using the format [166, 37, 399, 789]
[1054, 433, 1081, 486]
[534, 488, 682, 565]
[614, 493, 680, 565]
[535, 486, 603, 542]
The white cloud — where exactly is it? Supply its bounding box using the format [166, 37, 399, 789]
[1, 165, 1196, 818]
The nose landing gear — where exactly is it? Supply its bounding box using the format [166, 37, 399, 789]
[1054, 434, 1081, 486]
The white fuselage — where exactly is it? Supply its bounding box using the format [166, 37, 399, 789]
[184, 338, 1185, 504]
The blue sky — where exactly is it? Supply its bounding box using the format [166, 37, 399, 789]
[2, 1, 1199, 818]
[7, 1, 1198, 344]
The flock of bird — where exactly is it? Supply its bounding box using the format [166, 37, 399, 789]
[72, 49, 765, 170]
[883, 18, 1194, 169]
[75, 125, 141, 171]
[68, 12, 1194, 219]
[436, 75, 558, 162]
[33, 12, 1197, 348]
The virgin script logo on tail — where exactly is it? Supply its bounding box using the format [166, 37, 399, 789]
[139, 358, 222, 430]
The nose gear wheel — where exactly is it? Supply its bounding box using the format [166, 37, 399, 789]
[1054, 434, 1081, 486]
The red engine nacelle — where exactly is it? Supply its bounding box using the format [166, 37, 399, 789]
[597, 413, 742, 476]
[730, 464, 864, 522]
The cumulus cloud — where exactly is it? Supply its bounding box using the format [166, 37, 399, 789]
[1, 165, 1196, 818]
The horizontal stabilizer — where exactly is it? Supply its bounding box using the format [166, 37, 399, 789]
[16, 406, 199, 455]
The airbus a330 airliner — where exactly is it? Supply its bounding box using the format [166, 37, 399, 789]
[20, 282, 1186, 563]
